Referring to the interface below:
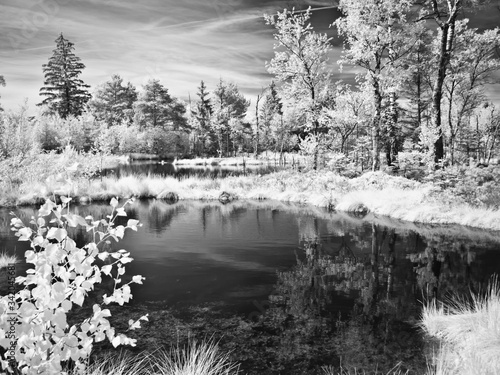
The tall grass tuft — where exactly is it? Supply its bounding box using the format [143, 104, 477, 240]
[0, 252, 18, 269]
[152, 339, 240, 375]
[45, 340, 240, 375]
[82, 350, 152, 375]
[421, 278, 500, 375]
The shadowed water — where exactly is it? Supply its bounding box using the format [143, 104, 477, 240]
[102, 161, 283, 179]
[1, 200, 500, 374]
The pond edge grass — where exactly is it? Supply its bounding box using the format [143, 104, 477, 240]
[421, 278, 500, 375]
[6, 170, 500, 232]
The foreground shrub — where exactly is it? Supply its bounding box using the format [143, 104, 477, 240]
[0, 196, 147, 374]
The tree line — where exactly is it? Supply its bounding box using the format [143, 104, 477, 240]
[265, 0, 500, 171]
[1, 0, 500, 172]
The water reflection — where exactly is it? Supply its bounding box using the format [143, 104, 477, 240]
[1, 201, 500, 373]
[103, 161, 282, 179]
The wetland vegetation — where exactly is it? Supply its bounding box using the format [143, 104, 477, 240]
[1, 1, 500, 374]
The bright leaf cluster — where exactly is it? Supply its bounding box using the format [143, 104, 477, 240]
[0, 197, 147, 374]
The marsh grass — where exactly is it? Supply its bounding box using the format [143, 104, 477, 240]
[3, 168, 500, 230]
[421, 278, 500, 375]
[76, 340, 239, 375]
[153, 340, 240, 375]
[82, 350, 153, 375]
[0, 252, 18, 269]
[173, 153, 307, 167]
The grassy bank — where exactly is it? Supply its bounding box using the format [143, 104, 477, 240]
[421, 280, 500, 375]
[173, 152, 307, 167]
[0, 147, 126, 207]
[4, 169, 500, 231]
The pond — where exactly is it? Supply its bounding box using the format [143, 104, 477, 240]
[1, 199, 500, 374]
[102, 161, 284, 179]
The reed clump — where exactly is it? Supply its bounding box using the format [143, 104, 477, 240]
[421, 279, 500, 375]
[76, 340, 240, 375]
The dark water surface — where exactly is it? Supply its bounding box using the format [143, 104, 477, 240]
[103, 161, 283, 179]
[2, 200, 500, 374]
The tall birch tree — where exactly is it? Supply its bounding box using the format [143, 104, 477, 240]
[442, 23, 500, 164]
[265, 7, 332, 170]
[418, 0, 489, 165]
[336, 0, 423, 170]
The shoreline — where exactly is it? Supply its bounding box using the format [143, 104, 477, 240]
[173, 154, 306, 167]
[2, 170, 500, 232]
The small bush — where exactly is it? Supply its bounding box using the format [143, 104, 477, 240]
[0, 196, 147, 374]
[426, 165, 500, 208]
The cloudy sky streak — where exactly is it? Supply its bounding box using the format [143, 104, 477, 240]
[0, 0, 338, 111]
[0, 0, 499, 112]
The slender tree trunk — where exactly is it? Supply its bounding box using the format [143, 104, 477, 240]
[486, 118, 500, 162]
[372, 81, 382, 171]
[416, 60, 423, 130]
[313, 123, 320, 171]
[385, 91, 398, 166]
[431, 1, 460, 165]
[254, 94, 261, 159]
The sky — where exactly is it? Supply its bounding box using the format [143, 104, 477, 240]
[0, 0, 499, 113]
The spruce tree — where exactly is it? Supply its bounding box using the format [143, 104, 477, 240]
[194, 80, 213, 126]
[134, 79, 186, 130]
[260, 81, 283, 152]
[38, 33, 91, 118]
[89, 74, 137, 127]
[192, 80, 214, 155]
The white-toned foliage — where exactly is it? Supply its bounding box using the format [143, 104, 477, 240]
[0, 194, 147, 374]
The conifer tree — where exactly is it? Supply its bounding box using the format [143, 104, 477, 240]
[38, 33, 91, 118]
[260, 81, 283, 154]
[134, 79, 186, 130]
[89, 74, 137, 127]
[192, 80, 214, 155]
[212, 79, 250, 156]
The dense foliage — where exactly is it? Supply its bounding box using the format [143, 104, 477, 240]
[0, 195, 147, 373]
[1, 2, 500, 180]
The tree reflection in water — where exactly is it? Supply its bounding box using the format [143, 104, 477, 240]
[255, 219, 493, 374]
[2, 201, 500, 374]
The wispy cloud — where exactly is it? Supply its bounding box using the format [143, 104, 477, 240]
[0, 0, 498, 113]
